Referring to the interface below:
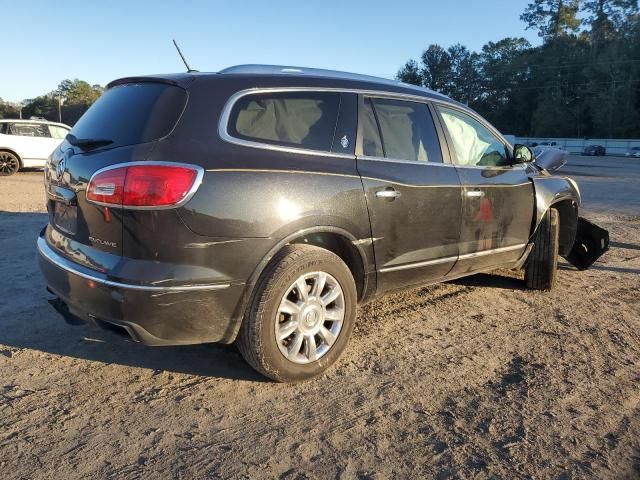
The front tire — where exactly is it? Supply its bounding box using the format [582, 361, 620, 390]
[0, 151, 20, 176]
[524, 208, 559, 290]
[237, 244, 357, 382]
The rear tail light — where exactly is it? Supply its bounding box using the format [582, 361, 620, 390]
[86, 163, 203, 208]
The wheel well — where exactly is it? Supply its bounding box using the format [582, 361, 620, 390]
[290, 232, 366, 301]
[0, 148, 22, 167]
[551, 199, 578, 256]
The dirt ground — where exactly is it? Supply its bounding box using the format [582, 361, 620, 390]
[1, 158, 639, 479]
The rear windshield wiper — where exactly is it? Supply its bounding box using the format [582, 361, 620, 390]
[66, 134, 113, 151]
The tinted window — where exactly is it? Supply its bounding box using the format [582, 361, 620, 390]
[361, 98, 383, 157]
[438, 106, 508, 167]
[49, 125, 69, 139]
[10, 123, 50, 137]
[229, 92, 341, 151]
[0, 123, 6, 134]
[370, 98, 442, 163]
[70, 83, 187, 149]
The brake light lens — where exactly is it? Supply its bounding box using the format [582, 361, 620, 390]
[86, 167, 126, 205]
[86, 164, 201, 208]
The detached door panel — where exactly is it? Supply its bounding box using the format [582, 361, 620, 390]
[435, 105, 534, 275]
[357, 97, 462, 294]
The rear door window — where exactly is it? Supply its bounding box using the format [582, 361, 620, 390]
[228, 91, 341, 152]
[70, 82, 187, 149]
[10, 123, 50, 137]
[366, 98, 443, 163]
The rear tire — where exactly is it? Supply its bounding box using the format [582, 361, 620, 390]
[0, 151, 20, 176]
[525, 208, 559, 290]
[237, 244, 357, 382]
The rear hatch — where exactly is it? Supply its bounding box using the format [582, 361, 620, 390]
[44, 80, 188, 265]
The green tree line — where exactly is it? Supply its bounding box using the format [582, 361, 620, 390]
[397, 0, 640, 138]
[0, 79, 103, 126]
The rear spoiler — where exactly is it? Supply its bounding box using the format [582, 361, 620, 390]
[106, 74, 196, 89]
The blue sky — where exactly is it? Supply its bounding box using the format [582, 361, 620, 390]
[1, 0, 540, 102]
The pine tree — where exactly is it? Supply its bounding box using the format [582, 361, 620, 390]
[521, 0, 582, 41]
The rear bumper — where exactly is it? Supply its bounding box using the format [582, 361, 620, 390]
[37, 234, 245, 345]
[21, 158, 46, 168]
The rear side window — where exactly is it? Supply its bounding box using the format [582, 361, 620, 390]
[10, 123, 50, 137]
[364, 98, 442, 163]
[70, 83, 187, 149]
[228, 92, 341, 151]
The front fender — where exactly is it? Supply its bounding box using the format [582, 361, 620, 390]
[531, 175, 609, 269]
[531, 175, 581, 231]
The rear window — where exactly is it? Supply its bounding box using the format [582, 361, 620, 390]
[228, 91, 341, 151]
[70, 82, 187, 149]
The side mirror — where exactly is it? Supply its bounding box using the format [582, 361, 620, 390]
[512, 144, 534, 164]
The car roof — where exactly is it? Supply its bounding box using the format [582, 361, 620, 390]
[0, 118, 71, 128]
[108, 64, 455, 103]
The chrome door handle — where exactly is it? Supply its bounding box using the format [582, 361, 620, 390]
[376, 189, 401, 199]
[466, 190, 485, 198]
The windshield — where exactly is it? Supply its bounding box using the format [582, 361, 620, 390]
[69, 82, 187, 149]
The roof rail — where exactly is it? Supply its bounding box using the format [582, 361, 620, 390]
[218, 64, 444, 98]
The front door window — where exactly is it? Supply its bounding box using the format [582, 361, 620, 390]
[437, 106, 508, 167]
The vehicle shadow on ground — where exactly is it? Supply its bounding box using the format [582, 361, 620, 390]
[585, 264, 640, 275]
[0, 210, 267, 382]
[610, 241, 640, 251]
[558, 260, 639, 275]
[4, 311, 267, 382]
[451, 271, 525, 290]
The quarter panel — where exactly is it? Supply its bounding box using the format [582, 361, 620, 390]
[175, 148, 375, 285]
[179, 170, 368, 239]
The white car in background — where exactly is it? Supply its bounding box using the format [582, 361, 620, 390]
[0, 119, 71, 175]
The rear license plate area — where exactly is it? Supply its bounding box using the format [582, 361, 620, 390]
[52, 201, 78, 235]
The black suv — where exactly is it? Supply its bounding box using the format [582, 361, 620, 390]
[583, 144, 606, 156]
[38, 65, 607, 381]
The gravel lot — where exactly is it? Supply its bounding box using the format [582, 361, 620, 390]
[1, 156, 639, 479]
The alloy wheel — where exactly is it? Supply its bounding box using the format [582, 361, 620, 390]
[0, 152, 19, 175]
[274, 271, 345, 364]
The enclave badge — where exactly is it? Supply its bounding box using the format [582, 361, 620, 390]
[89, 236, 118, 248]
